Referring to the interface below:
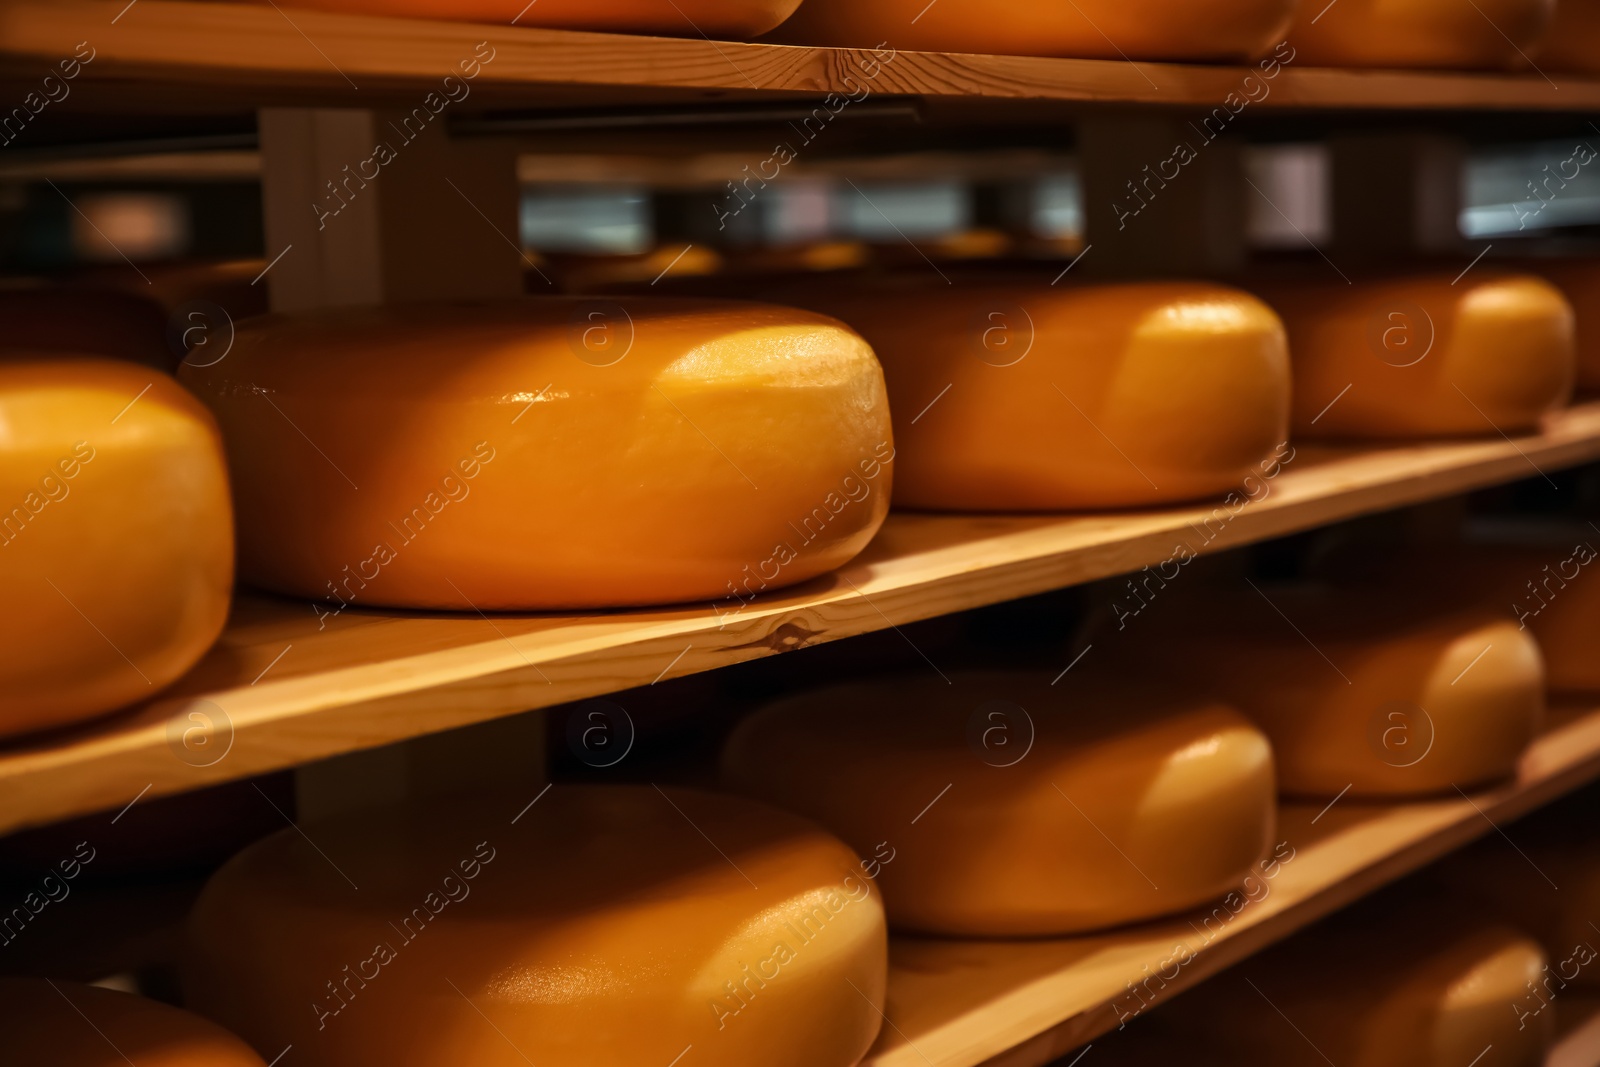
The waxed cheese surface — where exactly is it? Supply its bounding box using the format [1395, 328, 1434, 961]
[0, 978, 266, 1066]
[1287, 0, 1555, 69]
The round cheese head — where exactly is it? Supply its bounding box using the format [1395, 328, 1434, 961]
[1502, 257, 1600, 389]
[1288, 0, 1556, 69]
[0, 289, 172, 371]
[1534, 1, 1600, 72]
[184, 786, 887, 1067]
[0, 978, 266, 1066]
[766, 0, 1297, 62]
[768, 277, 1290, 511]
[720, 672, 1277, 936]
[244, 0, 801, 36]
[1101, 587, 1545, 798]
[0, 360, 233, 738]
[179, 297, 892, 610]
[1252, 272, 1574, 439]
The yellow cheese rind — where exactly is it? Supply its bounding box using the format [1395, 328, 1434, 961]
[0, 360, 234, 738]
[771, 278, 1291, 511]
[721, 672, 1277, 936]
[1254, 272, 1575, 439]
[1288, 0, 1556, 69]
[179, 297, 893, 610]
[766, 0, 1297, 62]
[184, 786, 887, 1067]
[0, 978, 266, 1065]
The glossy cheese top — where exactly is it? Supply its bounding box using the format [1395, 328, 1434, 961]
[766, 0, 1297, 63]
[184, 786, 886, 1067]
[250, 0, 802, 36]
[772, 277, 1291, 511]
[1101, 587, 1545, 797]
[721, 671, 1277, 936]
[1288, 0, 1555, 69]
[1252, 271, 1574, 439]
[179, 297, 892, 611]
[0, 978, 266, 1066]
[0, 360, 233, 738]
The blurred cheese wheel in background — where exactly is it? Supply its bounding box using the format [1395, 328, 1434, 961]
[0, 288, 172, 371]
[1289, 0, 1555, 70]
[1534, 0, 1600, 72]
[1502, 258, 1600, 389]
[1101, 908, 1550, 1067]
[0, 978, 266, 1066]
[766, 0, 1297, 62]
[545, 246, 723, 293]
[1253, 272, 1574, 438]
[1100, 587, 1544, 797]
[248, 0, 802, 36]
[773, 276, 1290, 511]
[721, 672, 1276, 936]
[0, 361, 233, 739]
[184, 786, 887, 1067]
[180, 297, 891, 611]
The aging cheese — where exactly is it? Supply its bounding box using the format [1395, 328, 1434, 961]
[1288, 0, 1555, 69]
[0, 360, 233, 738]
[1100, 588, 1544, 797]
[1535, 1, 1600, 72]
[771, 277, 1290, 511]
[1503, 258, 1600, 389]
[251, 0, 802, 37]
[179, 298, 892, 611]
[0, 978, 266, 1066]
[184, 786, 887, 1067]
[1252, 272, 1574, 439]
[0, 288, 172, 371]
[720, 672, 1277, 936]
[766, 0, 1297, 63]
[1108, 912, 1550, 1067]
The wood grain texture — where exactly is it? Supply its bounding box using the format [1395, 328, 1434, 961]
[863, 703, 1600, 1067]
[1, 401, 1599, 836]
[0, 0, 1594, 113]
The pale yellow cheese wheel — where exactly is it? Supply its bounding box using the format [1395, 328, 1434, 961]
[0, 978, 265, 1066]
[769, 276, 1291, 511]
[184, 786, 887, 1067]
[1251, 271, 1574, 439]
[721, 672, 1277, 936]
[1099, 588, 1545, 798]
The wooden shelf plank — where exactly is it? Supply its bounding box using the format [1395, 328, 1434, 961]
[1, 401, 1599, 835]
[1, 0, 1595, 115]
[1551, 995, 1600, 1067]
[864, 702, 1600, 1067]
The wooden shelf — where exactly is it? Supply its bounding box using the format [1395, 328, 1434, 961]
[2, 400, 1600, 835]
[1551, 995, 1600, 1067]
[2, 0, 1598, 117]
[864, 702, 1600, 1067]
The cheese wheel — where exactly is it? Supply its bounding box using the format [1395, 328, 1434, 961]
[184, 786, 887, 1067]
[178, 298, 892, 610]
[0, 978, 266, 1066]
[766, 0, 1297, 63]
[720, 672, 1277, 936]
[1100, 588, 1545, 797]
[1535, 0, 1600, 72]
[1288, 0, 1555, 70]
[1313, 533, 1600, 693]
[768, 276, 1290, 511]
[1502, 258, 1600, 388]
[1252, 271, 1574, 439]
[0, 360, 233, 738]
[248, 0, 801, 37]
[1104, 913, 1550, 1067]
[0, 288, 172, 371]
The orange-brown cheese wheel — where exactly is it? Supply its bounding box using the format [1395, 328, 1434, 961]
[1252, 272, 1574, 439]
[1104, 918, 1550, 1066]
[1503, 258, 1600, 389]
[179, 298, 892, 611]
[1535, 0, 1600, 72]
[0, 360, 233, 738]
[1103, 589, 1545, 798]
[248, 0, 801, 37]
[721, 672, 1276, 936]
[771, 277, 1290, 511]
[184, 786, 887, 1067]
[766, 0, 1297, 62]
[1288, 0, 1555, 69]
[0, 978, 266, 1066]
[0, 289, 172, 371]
